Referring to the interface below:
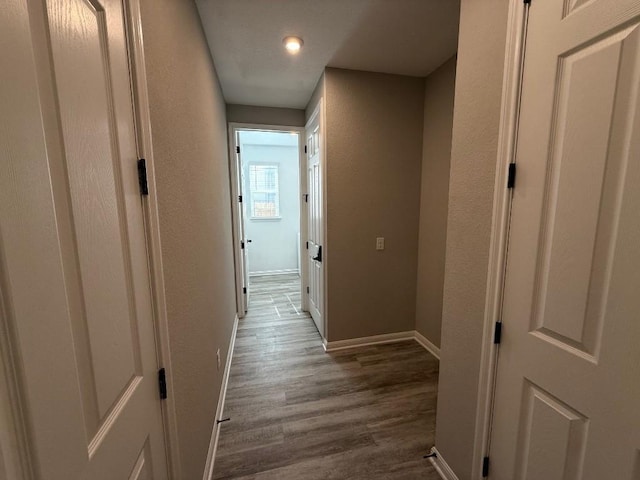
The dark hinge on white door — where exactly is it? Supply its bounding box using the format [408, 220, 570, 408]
[482, 456, 490, 477]
[304, 145, 307, 153]
[137, 159, 149, 196]
[158, 368, 167, 399]
[494, 322, 503, 344]
[236, 145, 240, 154]
[507, 163, 517, 189]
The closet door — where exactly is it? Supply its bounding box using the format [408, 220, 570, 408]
[489, 0, 640, 478]
[0, 1, 168, 478]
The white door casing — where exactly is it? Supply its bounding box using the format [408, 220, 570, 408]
[305, 102, 325, 338]
[0, 0, 168, 478]
[490, 0, 640, 478]
[228, 124, 307, 318]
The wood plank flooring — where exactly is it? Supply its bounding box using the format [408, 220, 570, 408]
[213, 274, 441, 479]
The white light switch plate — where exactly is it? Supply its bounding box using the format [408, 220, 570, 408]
[376, 237, 385, 250]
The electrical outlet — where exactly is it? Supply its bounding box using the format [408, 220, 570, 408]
[216, 348, 221, 371]
[376, 237, 385, 250]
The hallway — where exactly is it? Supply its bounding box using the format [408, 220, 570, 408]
[213, 274, 441, 479]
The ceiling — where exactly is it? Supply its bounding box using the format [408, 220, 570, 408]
[195, 0, 460, 109]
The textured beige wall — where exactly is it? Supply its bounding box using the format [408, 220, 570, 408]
[139, 1, 237, 478]
[435, 0, 509, 478]
[415, 57, 456, 348]
[306, 74, 325, 121]
[226, 104, 306, 127]
[324, 68, 424, 342]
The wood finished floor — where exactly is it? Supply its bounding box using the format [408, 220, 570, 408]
[213, 274, 441, 479]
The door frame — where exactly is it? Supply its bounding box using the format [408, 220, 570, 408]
[227, 123, 308, 317]
[0, 0, 180, 478]
[471, 1, 530, 478]
[124, 0, 180, 476]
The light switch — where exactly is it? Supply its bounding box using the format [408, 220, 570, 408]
[376, 237, 385, 250]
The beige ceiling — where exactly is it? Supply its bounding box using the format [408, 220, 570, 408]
[195, 0, 460, 109]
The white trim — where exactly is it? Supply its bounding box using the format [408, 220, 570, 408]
[413, 331, 441, 360]
[124, 1, 181, 477]
[227, 123, 306, 319]
[323, 331, 415, 352]
[471, 1, 529, 478]
[249, 269, 299, 277]
[428, 447, 460, 480]
[321, 330, 441, 359]
[203, 314, 239, 480]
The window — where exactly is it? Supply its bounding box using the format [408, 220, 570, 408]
[249, 164, 280, 218]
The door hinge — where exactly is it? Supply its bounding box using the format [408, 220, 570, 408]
[137, 159, 149, 196]
[243, 287, 247, 294]
[306, 241, 308, 250]
[304, 145, 308, 154]
[238, 195, 243, 203]
[482, 456, 490, 477]
[303, 193, 309, 203]
[306, 286, 310, 294]
[507, 163, 517, 189]
[158, 368, 167, 400]
[241, 241, 245, 250]
[494, 322, 503, 344]
[236, 145, 240, 154]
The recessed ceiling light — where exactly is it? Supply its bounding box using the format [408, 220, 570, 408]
[283, 36, 303, 54]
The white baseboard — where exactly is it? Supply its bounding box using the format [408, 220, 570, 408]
[249, 269, 299, 277]
[321, 330, 441, 360]
[203, 314, 239, 480]
[323, 331, 415, 352]
[428, 447, 460, 480]
[413, 330, 441, 360]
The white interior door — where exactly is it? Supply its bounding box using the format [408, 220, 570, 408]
[0, 0, 168, 478]
[235, 132, 250, 312]
[305, 102, 325, 338]
[489, 0, 640, 478]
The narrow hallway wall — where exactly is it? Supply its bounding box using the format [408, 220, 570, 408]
[415, 57, 457, 349]
[323, 68, 424, 342]
[140, 0, 237, 477]
[435, 0, 510, 477]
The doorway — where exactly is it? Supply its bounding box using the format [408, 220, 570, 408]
[228, 125, 307, 318]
